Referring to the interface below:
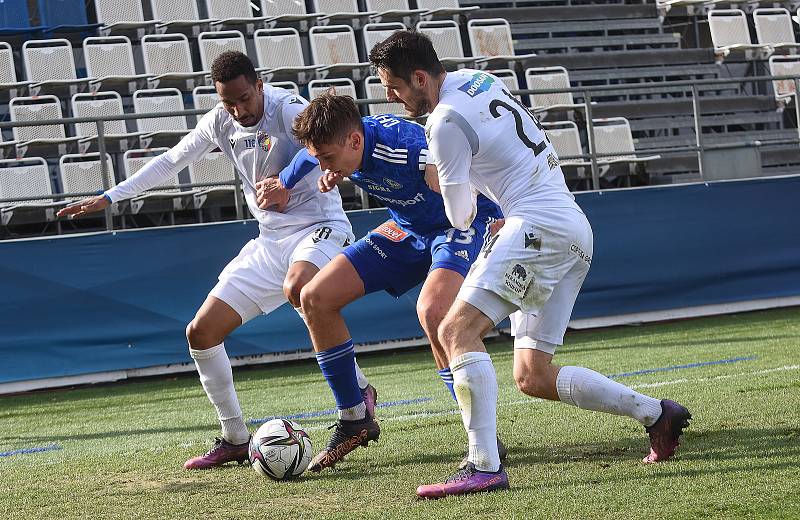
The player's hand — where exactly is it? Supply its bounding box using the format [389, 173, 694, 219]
[424, 164, 440, 193]
[56, 195, 110, 219]
[489, 218, 505, 236]
[255, 176, 290, 211]
[318, 170, 344, 193]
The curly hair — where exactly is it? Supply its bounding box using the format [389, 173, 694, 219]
[210, 51, 258, 84]
[368, 30, 444, 82]
[291, 93, 363, 148]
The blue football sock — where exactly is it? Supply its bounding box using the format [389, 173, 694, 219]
[316, 339, 363, 412]
[438, 367, 457, 402]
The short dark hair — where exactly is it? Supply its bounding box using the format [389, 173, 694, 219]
[292, 94, 363, 149]
[210, 51, 258, 84]
[368, 30, 445, 82]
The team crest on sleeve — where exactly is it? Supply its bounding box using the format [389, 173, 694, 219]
[256, 131, 272, 152]
[458, 73, 495, 98]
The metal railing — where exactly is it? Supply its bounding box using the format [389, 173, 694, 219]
[2, 73, 800, 232]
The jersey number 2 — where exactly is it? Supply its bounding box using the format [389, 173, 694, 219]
[488, 90, 548, 157]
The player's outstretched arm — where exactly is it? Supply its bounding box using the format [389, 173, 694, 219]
[56, 194, 110, 219]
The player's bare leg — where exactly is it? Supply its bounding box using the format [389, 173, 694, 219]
[417, 301, 509, 499]
[184, 296, 250, 469]
[512, 329, 691, 463]
[417, 268, 508, 466]
[300, 255, 380, 471]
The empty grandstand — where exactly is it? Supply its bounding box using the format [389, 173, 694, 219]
[1, 0, 799, 238]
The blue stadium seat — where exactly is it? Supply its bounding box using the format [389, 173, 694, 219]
[37, 0, 101, 36]
[0, 0, 44, 37]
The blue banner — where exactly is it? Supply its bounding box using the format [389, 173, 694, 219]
[2, 176, 799, 383]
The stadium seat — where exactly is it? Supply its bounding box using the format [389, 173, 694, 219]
[524, 66, 584, 117]
[0, 41, 31, 101]
[467, 19, 536, 70]
[363, 75, 404, 115]
[71, 91, 142, 153]
[9, 95, 80, 158]
[204, 0, 268, 34]
[192, 86, 220, 112]
[132, 88, 190, 148]
[417, 0, 478, 21]
[364, 0, 424, 26]
[768, 54, 800, 105]
[542, 121, 591, 184]
[188, 151, 237, 211]
[490, 68, 521, 100]
[58, 153, 121, 217]
[0, 0, 44, 39]
[254, 28, 321, 85]
[36, 0, 101, 38]
[308, 78, 358, 100]
[198, 31, 247, 72]
[260, 0, 320, 31]
[271, 80, 301, 95]
[83, 36, 152, 93]
[94, 0, 158, 38]
[708, 9, 773, 61]
[22, 38, 91, 96]
[363, 22, 407, 56]
[655, 0, 716, 19]
[308, 25, 371, 80]
[150, 0, 213, 37]
[0, 157, 64, 226]
[753, 8, 800, 52]
[141, 33, 208, 91]
[123, 148, 188, 215]
[591, 117, 660, 181]
[312, 0, 374, 30]
[416, 20, 475, 70]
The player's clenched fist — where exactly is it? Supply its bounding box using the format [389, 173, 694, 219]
[255, 176, 290, 211]
[318, 170, 343, 193]
[56, 195, 110, 219]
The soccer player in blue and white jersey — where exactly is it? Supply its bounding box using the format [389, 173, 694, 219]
[263, 94, 503, 471]
[370, 31, 692, 498]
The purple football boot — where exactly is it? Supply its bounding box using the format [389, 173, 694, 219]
[643, 399, 692, 463]
[416, 462, 509, 499]
[362, 384, 378, 418]
[184, 437, 250, 470]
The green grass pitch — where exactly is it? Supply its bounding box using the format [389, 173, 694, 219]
[2, 308, 799, 519]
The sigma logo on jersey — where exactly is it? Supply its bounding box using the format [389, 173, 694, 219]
[373, 220, 409, 242]
[458, 73, 495, 98]
[362, 178, 392, 193]
[372, 143, 408, 165]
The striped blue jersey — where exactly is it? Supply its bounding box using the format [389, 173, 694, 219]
[280, 114, 501, 237]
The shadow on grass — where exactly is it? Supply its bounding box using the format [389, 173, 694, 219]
[505, 425, 800, 469]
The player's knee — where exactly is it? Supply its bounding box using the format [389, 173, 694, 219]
[299, 283, 325, 318]
[283, 278, 304, 309]
[416, 298, 445, 338]
[186, 318, 222, 349]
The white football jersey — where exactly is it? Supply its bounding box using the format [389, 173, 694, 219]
[106, 84, 349, 236]
[426, 69, 579, 218]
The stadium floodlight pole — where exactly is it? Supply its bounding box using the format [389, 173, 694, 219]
[691, 83, 704, 179]
[96, 119, 114, 232]
[582, 90, 601, 190]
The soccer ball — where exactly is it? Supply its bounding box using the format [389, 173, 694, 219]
[249, 419, 313, 481]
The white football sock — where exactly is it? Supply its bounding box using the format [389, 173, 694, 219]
[189, 343, 250, 444]
[556, 366, 663, 427]
[338, 401, 367, 421]
[451, 351, 500, 472]
[353, 359, 369, 390]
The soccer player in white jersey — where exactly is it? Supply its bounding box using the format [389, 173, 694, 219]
[56, 52, 377, 470]
[370, 32, 692, 498]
